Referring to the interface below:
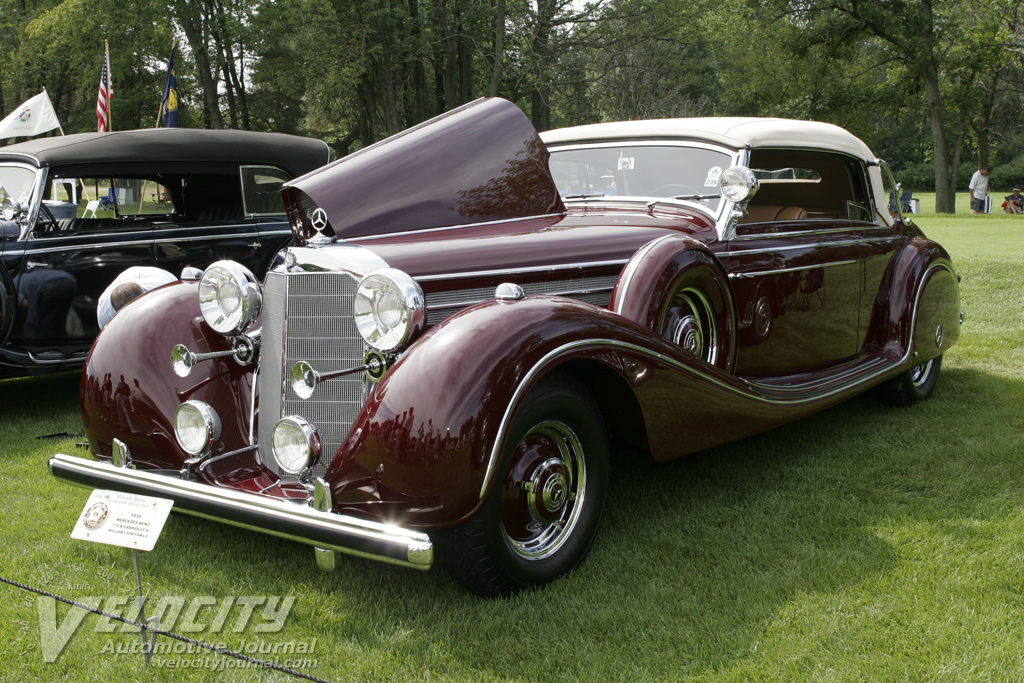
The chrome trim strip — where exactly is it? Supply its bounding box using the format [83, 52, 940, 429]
[728, 236, 902, 257]
[416, 259, 628, 283]
[27, 351, 85, 365]
[49, 453, 433, 570]
[346, 212, 566, 242]
[480, 261, 952, 499]
[728, 259, 858, 279]
[733, 225, 899, 241]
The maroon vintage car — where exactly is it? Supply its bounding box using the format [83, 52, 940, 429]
[50, 98, 961, 596]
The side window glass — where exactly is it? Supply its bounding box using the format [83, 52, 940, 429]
[241, 166, 290, 215]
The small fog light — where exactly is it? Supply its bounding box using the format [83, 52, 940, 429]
[174, 401, 221, 456]
[271, 416, 321, 475]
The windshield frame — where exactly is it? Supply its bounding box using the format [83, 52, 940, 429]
[0, 162, 45, 240]
[546, 140, 743, 226]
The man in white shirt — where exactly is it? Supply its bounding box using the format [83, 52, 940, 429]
[969, 166, 991, 214]
[97, 266, 177, 329]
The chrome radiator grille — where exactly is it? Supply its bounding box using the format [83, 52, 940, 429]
[259, 270, 365, 478]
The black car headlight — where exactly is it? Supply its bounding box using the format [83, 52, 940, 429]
[353, 268, 425, 352]
[198, 261, 261, 335]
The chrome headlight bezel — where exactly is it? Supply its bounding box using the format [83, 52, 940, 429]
[174, 400, 222, 456]
[270, 416, 322, 475]
[353, 268, 426, 352]
[719, 166, 760, 203]
[198, 261, 262, 336]
[1, 197, 23, 221]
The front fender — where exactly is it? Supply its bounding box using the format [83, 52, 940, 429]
[866, 236, 961, 365]
[328, 295, 770, 530]
[81, 281, 254, 470]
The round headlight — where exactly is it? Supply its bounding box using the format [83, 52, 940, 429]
[719, 166, 759, 203]
[271, 416, 321, 475]
[198, 261, 261, 335]
[174, 401, 221, 456]
[353, 268, 425, 351]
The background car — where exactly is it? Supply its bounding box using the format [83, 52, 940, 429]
[0, 128, 330, 378]
[50, 99, 961, 596]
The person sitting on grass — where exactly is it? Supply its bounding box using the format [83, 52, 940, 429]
[1004, 186, 1024, 214]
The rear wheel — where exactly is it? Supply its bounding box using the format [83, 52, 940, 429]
[444, 373, 609, 596]
[880, 355, 942, 406]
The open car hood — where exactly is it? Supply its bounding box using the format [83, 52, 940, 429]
[282, 98, 565, 241]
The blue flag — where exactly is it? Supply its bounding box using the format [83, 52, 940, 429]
[161, 47, 181, 127]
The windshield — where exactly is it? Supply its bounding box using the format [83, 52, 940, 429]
[0, 164, 39, 207]
[548, 143, 735, 215]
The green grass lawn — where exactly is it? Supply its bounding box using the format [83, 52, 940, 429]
[1, 217, 1022, 681]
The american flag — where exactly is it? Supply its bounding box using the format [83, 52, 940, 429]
[96, 42, 112, 132]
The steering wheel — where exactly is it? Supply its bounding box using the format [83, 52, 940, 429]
[652, 184, 698, 197]
[34, 202, 60, 234]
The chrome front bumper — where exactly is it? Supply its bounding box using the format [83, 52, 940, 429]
[49, 454, 433, 570]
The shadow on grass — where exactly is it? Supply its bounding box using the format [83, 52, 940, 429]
[16, 365, 1022, 680]
[0, 370, 80, 418]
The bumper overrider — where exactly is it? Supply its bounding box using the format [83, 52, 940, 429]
[49, 453, 433, 570]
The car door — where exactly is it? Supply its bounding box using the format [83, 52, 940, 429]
[724, 150, 873, 377]
[151, 170, 266, 277]
[14, 189, 155, 346]
[240, 165, 296, 273]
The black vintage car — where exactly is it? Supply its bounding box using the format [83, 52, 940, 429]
[0, 128, 329, 378]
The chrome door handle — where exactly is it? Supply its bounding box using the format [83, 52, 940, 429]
[26, 260, 46, 269]
[249, 241, 260, 249]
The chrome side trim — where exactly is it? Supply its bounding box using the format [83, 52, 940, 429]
[733, 227, 902, 241]
[480, 261, 952, 499]
[416, 259, 628, 283]
[728, 259, 858, 279]
[49, 454, 433, 570]
[728, 236, 902, 257]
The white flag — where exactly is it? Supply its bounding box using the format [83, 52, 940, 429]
[0, 91, 61, 140]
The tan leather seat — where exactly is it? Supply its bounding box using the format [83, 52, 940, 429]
[739, 205, 807, 223]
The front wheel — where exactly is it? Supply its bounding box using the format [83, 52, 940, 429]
[880, 355, 942, 406]
[443, 373, 609, 596]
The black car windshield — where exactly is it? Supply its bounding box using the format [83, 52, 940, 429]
[548, 144, 734, 214]
[0, 165, 39, 207]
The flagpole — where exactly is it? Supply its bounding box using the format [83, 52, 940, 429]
[156, 38, 176, 129]
[105, 40, 112, 132]
[40, 87, 91, 202]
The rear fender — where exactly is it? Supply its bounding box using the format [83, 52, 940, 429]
[865, 236, 961, 366]
[610, 234, 736, 372]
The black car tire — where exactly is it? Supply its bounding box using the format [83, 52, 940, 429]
[443, 372, 609, 596]
[880, 355, 942, 406]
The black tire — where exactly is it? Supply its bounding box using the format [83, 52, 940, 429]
[880, 355, 942, 406]
[443, 372, 609, 596]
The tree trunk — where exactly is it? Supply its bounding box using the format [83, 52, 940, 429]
[490, 0, 505, 97]
[178, 1, 224, 128]
[922, 59, 954, 213]
[530, 0, 555, 131]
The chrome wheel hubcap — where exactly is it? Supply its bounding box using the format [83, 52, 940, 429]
[502, 421, 586, 560]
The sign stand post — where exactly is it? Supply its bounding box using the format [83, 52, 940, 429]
[71, 489, 174, 665]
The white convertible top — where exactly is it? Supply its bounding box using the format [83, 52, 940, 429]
[540, 117, 876, 161]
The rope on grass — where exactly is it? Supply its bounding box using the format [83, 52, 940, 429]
[0, 575, 336, 683]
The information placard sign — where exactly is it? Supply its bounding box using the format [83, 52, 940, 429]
[71, 490, 174, 551]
